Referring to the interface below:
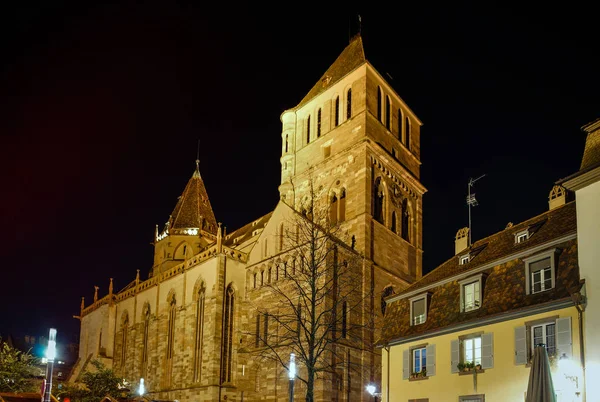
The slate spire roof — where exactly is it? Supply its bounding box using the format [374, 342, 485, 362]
[168, 159, 218, 235]
[297, 33, 366, 107]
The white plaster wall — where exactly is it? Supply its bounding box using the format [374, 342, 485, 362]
[576, 180, 600, 399]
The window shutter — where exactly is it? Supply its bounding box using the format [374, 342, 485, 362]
[481, 333, 494, 369]
[515, 325, 528, 365]
[426, 344, 436, 376]
[451, 339, 460, 373]
[556, 317, 572, 359]
[402, 349, 410, 380]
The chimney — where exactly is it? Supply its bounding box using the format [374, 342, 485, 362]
[455, 227, 469, 255]
[548, 185, 566, 210]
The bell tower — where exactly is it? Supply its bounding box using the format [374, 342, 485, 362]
[278, 34, 426, 281]
[151, 160, 218, 277]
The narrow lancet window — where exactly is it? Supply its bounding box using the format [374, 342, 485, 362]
[334, 96, 340, 126]
[346, 89, 352, 119]
[339, 189, 346, 222]
[385, 96, 391, 129]
[405, 117, 411, 151]
[121, 315, 128, 369]
[391, 211, 397, 233]
[317, 108, 322, 137]
[141, 308, 150, 375]
[377, 86, 382, 121]
[330, 193, 338, 224]
[307, 115, 311, 143]
[401, 199, 411, 242]
[374, 177, 385, 224]
[193, 287, 205, 382]
[221, 285, 235, 383]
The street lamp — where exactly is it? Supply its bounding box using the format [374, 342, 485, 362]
[288, 353, 296, 402]
[43, 328, 57, 402]
[366, 383, 382, 402]
[138, 378, 145, 396]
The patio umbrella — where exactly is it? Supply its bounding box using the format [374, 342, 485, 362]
[526, 345, 556, 402]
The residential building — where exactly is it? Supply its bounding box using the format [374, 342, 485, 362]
[558, 117, 600, 401]
[69, 34, 427, 401]
[380, 188, 585, 402]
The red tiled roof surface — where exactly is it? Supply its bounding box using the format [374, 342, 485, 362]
[168, 162, 217, 235]
[297, 34, 366, 108]
[381, 202, 579, 344]
[223, 211, 273, 247]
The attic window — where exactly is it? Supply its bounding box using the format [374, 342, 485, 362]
[459, 254, 470, 265]
[515, 230, 530, 244]
[322, 75, 332, 86]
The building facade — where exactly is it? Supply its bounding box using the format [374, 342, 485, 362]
[559, 118, 600, 401]
[69, 34, 427, 402]
[380, 189, 585, 402]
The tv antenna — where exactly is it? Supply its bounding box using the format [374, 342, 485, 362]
[466, 174, 486, 247]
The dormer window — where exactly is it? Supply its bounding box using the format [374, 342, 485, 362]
[459, 274, 485, 312]
[515, 230, 529, 244]
[409, 294, 429, 326]
[459, 254, 470, 265]
[523, 249, 557, 295]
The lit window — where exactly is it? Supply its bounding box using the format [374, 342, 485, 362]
[410, 295, 427, 325]
[463, 282, 480, 311]
[524, 250, 557, 295]
[412, 347, 426, 373]
[463, 336, 482, 366]
[459, 254, 470, 265]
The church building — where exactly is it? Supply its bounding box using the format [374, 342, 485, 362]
[69, 34, 426, 401]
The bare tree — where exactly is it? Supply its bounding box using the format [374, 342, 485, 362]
[248, 180, 372, 402]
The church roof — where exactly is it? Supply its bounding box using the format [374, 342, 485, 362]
[168, 161, 218, 235]
[297, 34, 366, 108]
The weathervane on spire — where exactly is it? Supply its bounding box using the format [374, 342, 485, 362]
[196, 139, 200, 171]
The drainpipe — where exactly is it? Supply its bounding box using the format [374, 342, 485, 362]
[385, 345, 390, 402]
[572, 292, 586, 402]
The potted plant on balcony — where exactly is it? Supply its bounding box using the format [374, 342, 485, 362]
[457, 362, 465, 372]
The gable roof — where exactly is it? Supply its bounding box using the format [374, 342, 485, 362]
[223, 210, 273, 250]
[297, 34, 366, 108]
[168, 161, 218, 235]
[381, 201, 580, 345]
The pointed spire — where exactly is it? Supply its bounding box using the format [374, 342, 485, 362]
[168, 160, 218, 235]
[109, 278, 114, 296]
[298, 34, 366, 107]
[217, 222, 223, 253]
[80, 297, 85, 314]
[93, 286, 99, 302]
[135, 269, 140, 286]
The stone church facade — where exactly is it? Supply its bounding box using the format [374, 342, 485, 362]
[69, 34, 427, 401]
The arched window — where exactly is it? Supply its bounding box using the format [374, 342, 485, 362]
[346, 89, 352, 119]
[261, 270, 264, 286]
[292, 258, 296, 276]
[397, 108, 403, 140]
[385, 96, 391, 129]
[263, 312, 269, 346]
[167, 296, 176, 361]
[341, 301, 348, 338]
[121, 314, 128, 369]
[283, 261, 288, 277]
[141, 307, 150, 375]
[221, 285, 235, 384]
[381, 286, 395, 315]
[255, 314, 260, 348]
[391, 211, 397, 234]
[339, 189, 346, 222]
[268, 267, 272, 283]
[329, 193, 338, 225]
[307, 115, 311, 143]
[405, 117, 411, 151]
[285, 134, 289, 153]
[193, 287, 205, 382]
[374, 177, 385, 224]
[317, 108, 322, 137]
[377, 86, 382, 121]
[334, 96, 340, 127]
[253, 273, 257, 288]
[402, 199, 411, 243]
[279, 223, 284, 252]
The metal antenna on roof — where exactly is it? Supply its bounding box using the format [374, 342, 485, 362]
[196, 139, 200, 170]
[467, 174, 486, 247]
[358, 14, 362, 35]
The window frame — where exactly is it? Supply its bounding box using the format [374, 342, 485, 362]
[515, 229, 529, 244]
[459, 253, 470, 265]
[458, 274, 484, 312]
[411, 345, 427, 374]
[531, 321, 556, 356]
[459, 332, 483, 366]
[523, 248, 558, 295]
[409, 293, 428, 326]
[459, 395, 485, 402]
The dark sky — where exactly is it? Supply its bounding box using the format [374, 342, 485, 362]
[1, 3, 598, 343]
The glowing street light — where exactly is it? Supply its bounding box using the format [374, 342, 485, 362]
[138, 378, 145, 396]
[288, 353, 296, 402]
[366, 383, 381, 401]
[43, 328, 57, 402]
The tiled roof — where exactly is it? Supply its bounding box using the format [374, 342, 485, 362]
[580, 118, 600, 171]
[381, 202, 579, 344]
[223, 210, 273, 249]
[297, 34, 366, 108]
[169, 162, 218, 235]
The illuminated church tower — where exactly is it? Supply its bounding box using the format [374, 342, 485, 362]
[279, 34, 426, 281]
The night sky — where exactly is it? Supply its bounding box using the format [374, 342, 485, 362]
[1, 3, 598, 344]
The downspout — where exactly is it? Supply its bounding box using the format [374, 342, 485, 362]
[385, 345, 390, 402]
[572, 292, 586, 402]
